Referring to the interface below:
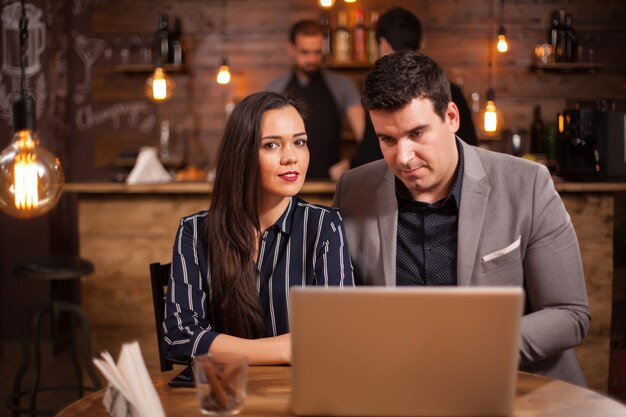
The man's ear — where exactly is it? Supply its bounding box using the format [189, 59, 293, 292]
[378, 38, 393, 56]
[446, 102, 460, 133]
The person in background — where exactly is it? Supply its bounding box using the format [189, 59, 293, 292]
[267, 20, 364, 181]
[164, 92, 354, 365]
[351, 7, 478, 168]
[334, 51, 590, 386]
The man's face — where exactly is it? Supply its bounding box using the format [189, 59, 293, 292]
[370, 97, 460, 203]
[288, 34, 323, 76]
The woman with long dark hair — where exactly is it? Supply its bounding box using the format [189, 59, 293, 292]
[163, 92, 354, 364]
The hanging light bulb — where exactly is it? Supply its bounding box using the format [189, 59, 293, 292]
[344, 0, 357, 3]
[497, 26, 508, 53]
[483, 88, 498, 133]
[216, 59, 231, 85]
[145, 67, 175, 102]
[319, 0, 335, 7]
[496, 0, 508, 53]
[0, 0, 64, 218]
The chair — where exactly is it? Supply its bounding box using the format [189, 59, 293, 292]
[7, 256, 102, 416]
[149, 262, 188, 372]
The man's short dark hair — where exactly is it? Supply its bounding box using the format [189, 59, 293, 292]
[361, 51, 451, 120]
[376, 7, 422, 51]
[289, 20, 323, 44]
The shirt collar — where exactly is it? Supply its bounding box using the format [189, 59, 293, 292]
[395, 137, 465, 209]
[267, 196, 297, 236]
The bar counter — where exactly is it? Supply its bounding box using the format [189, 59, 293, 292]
[64, 180, 626, 393]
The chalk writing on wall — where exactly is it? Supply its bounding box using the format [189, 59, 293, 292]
[75, 101, 155, 132]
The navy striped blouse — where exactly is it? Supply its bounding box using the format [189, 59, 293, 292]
[163, 196, 354, 362]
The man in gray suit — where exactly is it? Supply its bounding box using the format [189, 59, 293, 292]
[333, 51, 590, 386]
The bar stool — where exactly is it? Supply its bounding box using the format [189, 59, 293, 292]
[6, 256, 102, 416]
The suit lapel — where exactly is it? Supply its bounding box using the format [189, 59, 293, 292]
[376, 168, 398, 287]
[457, 142, 490, 286]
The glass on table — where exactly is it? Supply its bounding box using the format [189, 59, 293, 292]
[193, 352, 248, 415]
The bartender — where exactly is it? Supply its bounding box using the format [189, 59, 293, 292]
[266, 20, 364, 181]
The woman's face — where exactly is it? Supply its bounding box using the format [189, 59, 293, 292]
[258, 105, 309, 204]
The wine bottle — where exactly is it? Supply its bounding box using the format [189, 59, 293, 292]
[564, 13, 577, 62]
[555, 10, 567, 63]
[320, 11, 332, 63]
[333, 11, 351, 64]
[155, 14, 170, 65]
[530, 105, 545, 155]
[366, 11, 379, 63]
[169, 16, 183, 65]
[353, 9, 366, 62]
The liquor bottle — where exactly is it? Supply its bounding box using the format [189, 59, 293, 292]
[544, 121, 557, 162]
[320, 11, 332, 63]
[366, 11, 379, 63]
[169, 15, 183, 65]
[548, 10, 559, 58]
[155, 14, 170, 64]
[353, 9, 366, 62]
[564, 13, 577, 62]
[530, 105, 545, 155]
[555, 9, 567, 63]
[333, 11, 351, 64]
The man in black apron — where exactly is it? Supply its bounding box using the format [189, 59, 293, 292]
[351, 8, 479, 169]
[266, 20, 364, 180]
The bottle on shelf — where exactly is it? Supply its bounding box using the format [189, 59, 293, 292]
[155, 14, 170, 65]
[333, 11, 351, 64]
[530, 105, 545, 155]
[544, 121, 557, 163]
[320, 11, 332, 63]
[353, 9, 366, 63]
[169, 15, 183, 65]
[564, 13, 577, 62]
[366, 11, 379, 63]
[555, 9, 567, 63]
[548, 10, 559, 61]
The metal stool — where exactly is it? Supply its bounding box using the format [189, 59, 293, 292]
[6, 257, 102, 416]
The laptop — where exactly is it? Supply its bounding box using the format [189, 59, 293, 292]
[289, 286, 523, 417]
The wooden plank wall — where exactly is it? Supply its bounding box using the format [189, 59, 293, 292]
[83, 0, 626, 175]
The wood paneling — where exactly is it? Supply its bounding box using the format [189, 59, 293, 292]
[562, 193, 614, 392]
[84, 0, 626, 173]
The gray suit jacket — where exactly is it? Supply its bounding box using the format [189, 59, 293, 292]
[334, 140, 591, 386]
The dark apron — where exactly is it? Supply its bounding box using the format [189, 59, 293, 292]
[285, 71, 341, 179]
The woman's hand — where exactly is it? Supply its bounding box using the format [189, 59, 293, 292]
[209, 332, 292, 365]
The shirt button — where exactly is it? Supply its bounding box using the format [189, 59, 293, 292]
[426, 246, 431, 251]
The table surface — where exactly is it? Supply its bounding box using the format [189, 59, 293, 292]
[56, 366, 626, 417]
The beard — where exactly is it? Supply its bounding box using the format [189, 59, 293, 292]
[297, 63, 321, 78]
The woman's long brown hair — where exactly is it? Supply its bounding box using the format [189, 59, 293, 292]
[206, 92, 305, 339]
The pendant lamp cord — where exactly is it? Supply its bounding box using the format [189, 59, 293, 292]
[19, 0, 28, 97]
[488, 0, 494, 89]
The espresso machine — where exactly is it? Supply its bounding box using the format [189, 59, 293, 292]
[557, 107, 626, 180]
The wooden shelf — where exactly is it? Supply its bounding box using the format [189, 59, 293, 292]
[112, 63, 185, 74]
[530, 62, 605, 73]
[325, 62, 373, 70]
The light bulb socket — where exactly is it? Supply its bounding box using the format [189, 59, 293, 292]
[12, 94, 36, 132]
[498, 26, 506, 36]
[220, 58, 229, 67]
[486, 88, 496, 101]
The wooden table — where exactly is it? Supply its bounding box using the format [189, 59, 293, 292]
[56, 366, 626, 417]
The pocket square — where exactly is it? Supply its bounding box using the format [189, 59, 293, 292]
[482, 236, 521, 263]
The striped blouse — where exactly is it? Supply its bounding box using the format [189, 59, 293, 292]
[163, 196, 354, 362]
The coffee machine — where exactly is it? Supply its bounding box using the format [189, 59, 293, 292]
[557, 107, 626, 180]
